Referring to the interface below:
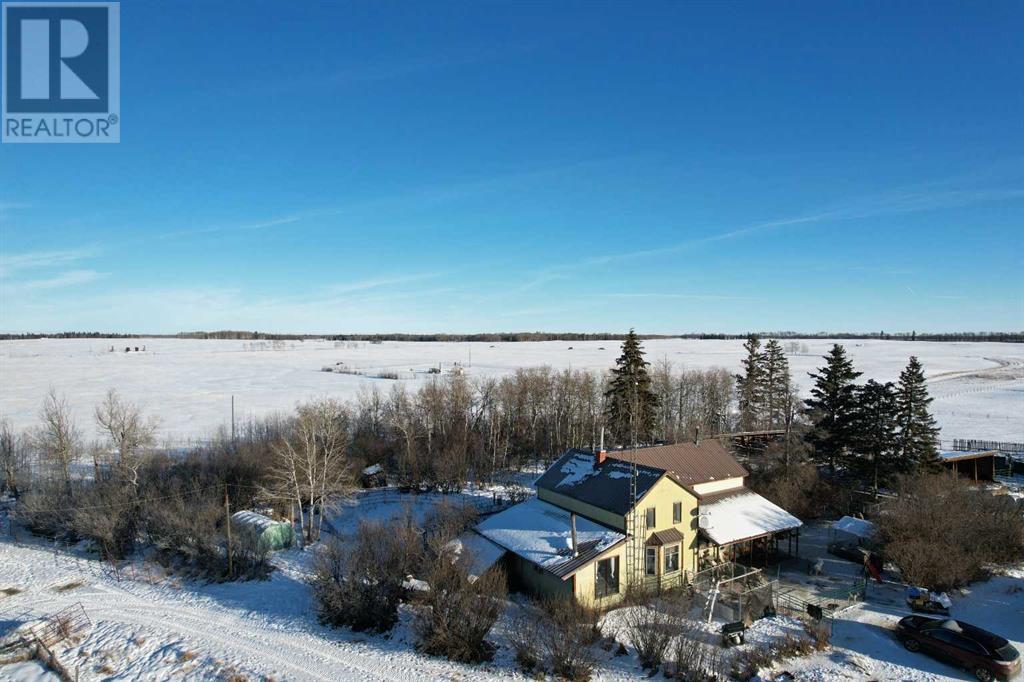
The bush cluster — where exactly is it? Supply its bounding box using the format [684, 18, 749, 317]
[878, 474, 1024, 590]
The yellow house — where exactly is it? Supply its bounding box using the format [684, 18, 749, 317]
[473, 440, 802, 608]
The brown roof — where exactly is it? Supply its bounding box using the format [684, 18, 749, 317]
[646, 527, 685, 546]
[606, 441, 747, 488]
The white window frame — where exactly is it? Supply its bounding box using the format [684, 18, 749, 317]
[645, 546, 657, 575]
[645, 507, 656, 529]
[664, 544, 680, 573]
[673, 501, 683, 524]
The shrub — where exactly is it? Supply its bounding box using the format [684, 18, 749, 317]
[618, 590, 693, 671]
[538, 598, 598, 681]
[507, 610, 542, 673]
[414, 553, 506, 662]
[421, 499, 478, 553]
[311, 517, 423, 633]
[71, 480, 138, 560]
[878, 474, 1024, 590]
[670, 622, 725, 681]
[731, 621, 830, 681]
[16, 480, 76, 539]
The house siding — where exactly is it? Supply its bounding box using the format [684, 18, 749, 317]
[505, 553, 573, 600]
[537, 487, 625, 531]
[691, 477, 744, 496]
[630, 476, 700, 580]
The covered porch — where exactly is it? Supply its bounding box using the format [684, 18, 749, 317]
[694, 490, 803, 571]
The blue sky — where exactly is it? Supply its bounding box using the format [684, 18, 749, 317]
[1, 0, 1021, 334]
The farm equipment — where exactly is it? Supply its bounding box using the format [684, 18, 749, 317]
[721, 621, 747, 647]
[906, 587, 952, 615]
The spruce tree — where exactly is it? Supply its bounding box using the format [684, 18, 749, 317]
[604, 329, 659, 445]
[762, 339, 791, 429]
[804, 344, 862, 472]
[735, 336, 765, 431]
[850, 380, 900, 496]
[896, 356, 942, 473]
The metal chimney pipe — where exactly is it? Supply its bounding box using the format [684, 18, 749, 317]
[570, 513, 579, 557]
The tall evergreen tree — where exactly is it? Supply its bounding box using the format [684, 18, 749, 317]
[895, 356, 942, 473]
[804, 344, 862, 472]
[604, 329, 659, 445]
[735, 335, 765, 431]
[850, 380, 900, 496]
[762, 339, 791, 429]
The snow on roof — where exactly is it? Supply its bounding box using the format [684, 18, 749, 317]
[231, 510, 286, 533]
[534, 449, 664, 515]
[447, 531, 506, 578]
[363, 463, 383, 475]
[475, 497, 625, 578]
[832, 516, 876, 540]
[699, 490, 802, 546]
[938, 450, 995, 462]
[555, 452, 601, 487]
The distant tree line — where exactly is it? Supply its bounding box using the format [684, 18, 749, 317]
[3, 330, 1021, 342]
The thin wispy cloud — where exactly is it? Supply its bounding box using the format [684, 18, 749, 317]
[0, 247, 98, 277]
[599, 292, 754, 301]
[574, 184, 1024, 271]
[12, 269, 107, 291]
[156, 215, 303, 240]
[324, 272, 447, 296]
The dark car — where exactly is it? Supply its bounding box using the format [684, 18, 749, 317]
[827, 540, 866, 563]
[895, 615, 1021, 681]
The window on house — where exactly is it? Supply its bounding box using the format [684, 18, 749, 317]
[664, 544, 680, 573]
[645, 547, 657, 575]
[673, 501, 682, 524]
[595, 556, 619, 597]
[645, 507, 656, 529]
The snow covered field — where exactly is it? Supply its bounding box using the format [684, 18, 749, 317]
[1, 337, 1021, 443]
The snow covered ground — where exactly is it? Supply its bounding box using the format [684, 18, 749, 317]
[3, 492, 1023, 681]
[0, 491, 640, 682]
[770, 523, 1024, 681]
[2, 337, 1021, 443]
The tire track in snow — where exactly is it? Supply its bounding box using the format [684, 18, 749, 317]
[12, 586, 390, 681]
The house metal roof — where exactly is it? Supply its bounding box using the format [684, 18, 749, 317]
[698, 490, 801, 546]
[646, 527, 685, 546]
[606, 440, 748, 488]
[534, 449, 666, 515]
[475, 497, 625, 579]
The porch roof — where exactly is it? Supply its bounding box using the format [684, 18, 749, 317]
[699, 490, 802, 546]
[646, 527, 685, 546]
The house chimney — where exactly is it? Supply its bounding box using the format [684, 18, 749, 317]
[694, 425, 701, 446]
[570, 513, 579, 557]
[596, 427, 607, 465]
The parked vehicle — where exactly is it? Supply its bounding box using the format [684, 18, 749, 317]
[895, 615, 1021, 681]
[826, 540, 865, 563]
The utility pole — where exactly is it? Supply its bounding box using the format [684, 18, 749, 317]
[225, 485, 233, 578]
[231, 395, 236, 445]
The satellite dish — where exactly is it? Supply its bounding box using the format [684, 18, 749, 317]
[698, 513, 712, 530]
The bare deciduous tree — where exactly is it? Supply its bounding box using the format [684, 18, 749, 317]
[263, 399, 354, 544]
[35, 389, 80, 497]
[0, 419, 29, 497]
[94, 388, 158, 488]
